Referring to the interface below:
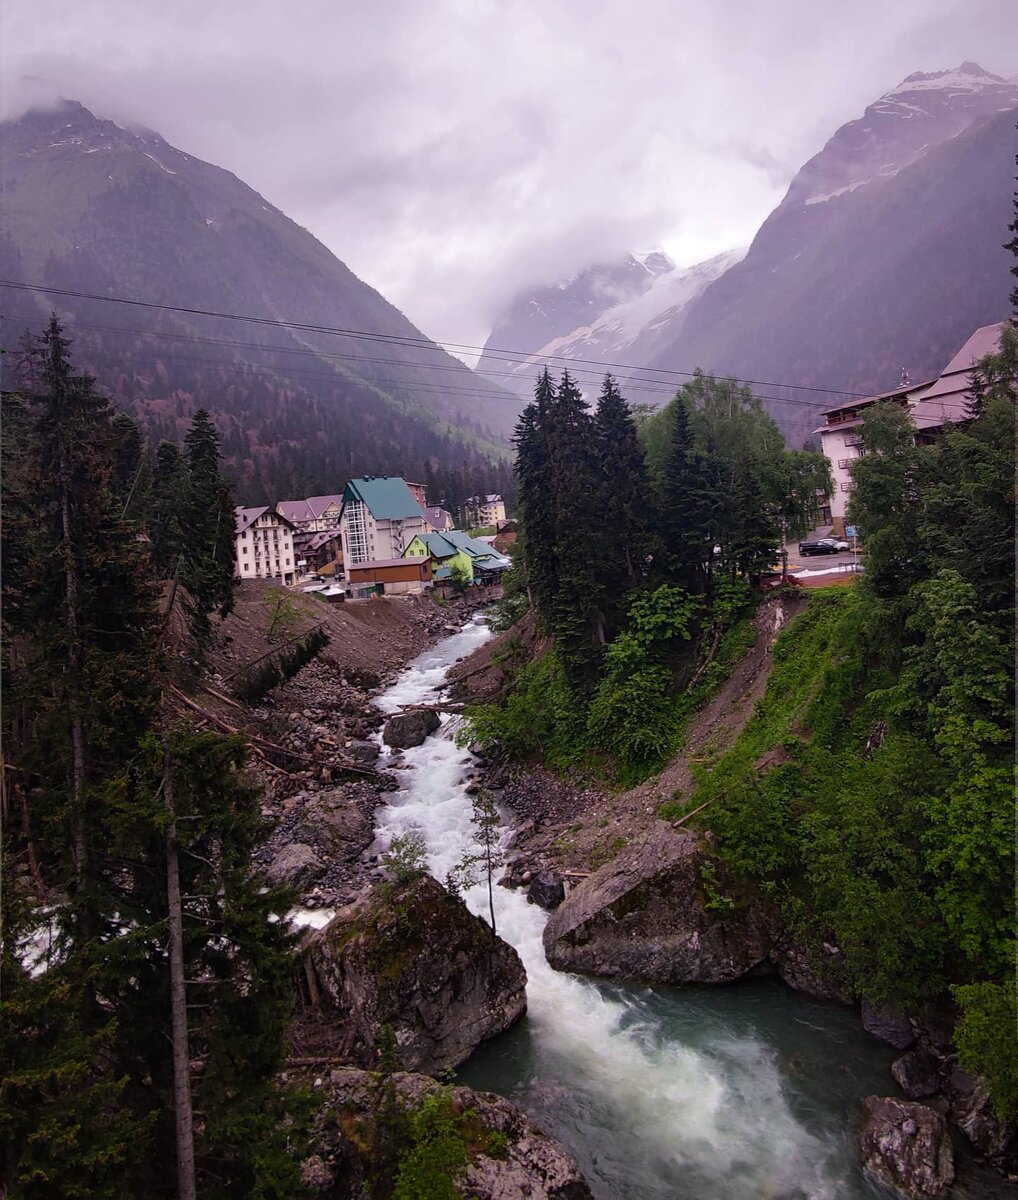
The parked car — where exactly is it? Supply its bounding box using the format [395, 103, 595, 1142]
[798, 538, 849, 556]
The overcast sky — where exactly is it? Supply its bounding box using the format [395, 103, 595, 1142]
[2, 0, 1015, 353]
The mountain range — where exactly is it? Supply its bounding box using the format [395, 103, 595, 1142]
[481, 62, 1017, 444]
[0, 101, 519, 501]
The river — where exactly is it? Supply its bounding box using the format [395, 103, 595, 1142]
[370, 614, 897, 1200]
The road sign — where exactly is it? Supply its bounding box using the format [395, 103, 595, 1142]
[845, 526, 857, 538]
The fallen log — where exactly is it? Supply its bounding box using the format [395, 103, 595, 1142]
[167, 685, 377, 777]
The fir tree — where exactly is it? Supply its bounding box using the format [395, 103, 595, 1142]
[514, 371, 557, 619]
[181, 409, 236, 640]
[110, 412, 147, 519]
[657, 393, 708, 590]
[593, 374, 658, 632]
[149, 441, 187, 576]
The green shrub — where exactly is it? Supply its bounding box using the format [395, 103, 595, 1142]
[952, 981, 1018, 1121]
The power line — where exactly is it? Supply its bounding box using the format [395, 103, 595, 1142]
[0, 278, 866, 402]
[0, 306, 841, 415]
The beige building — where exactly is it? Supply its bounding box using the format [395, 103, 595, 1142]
[339, 477, 428, 569]
[234, 506, 297, 585]
[463, 493, 506, 527]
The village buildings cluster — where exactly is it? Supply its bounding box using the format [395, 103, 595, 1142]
[233, 322, 1002, 596]
[233, 477, 512, 597]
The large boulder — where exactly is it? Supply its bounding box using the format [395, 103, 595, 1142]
[527, 869, 565, 910]
[265, 842, 325, 888]
[856, 1096, 954, 1199]
[301, 874, 526, 1074]
[542, 825, 774, 984]
[862, 998, 916, 1050]
[891, 1049, 942, 1100]
[299, 1067, 592, 1199]
[382, 709, 441, 748]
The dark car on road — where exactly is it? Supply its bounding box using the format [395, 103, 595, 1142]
[798, 537, 849, 556]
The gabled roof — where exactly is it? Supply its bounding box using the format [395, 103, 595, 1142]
[911, 322, 1004, 431]
[276, 499, 313, 524]
[424, 505, 453, 531]
[236, 505, 296, 535]
[410, 532, 460, 560]
[442, 529, 507, 559]
[305, 528, 342, 552]
[342, 477, 426, 521]
[306, 494, 344, 519]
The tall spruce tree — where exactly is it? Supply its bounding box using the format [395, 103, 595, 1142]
[593, 374, 658, 633]
[149, 441, 188, 577]
[546, 371, 604, 690]
[514, 371, 557, 620]
[657, 393, 710, 591]
[181, 409, 236, 640]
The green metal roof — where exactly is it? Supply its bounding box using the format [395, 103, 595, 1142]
[442, 530, 501, 558]
[412, 532, 459, 560]
[342, 477, 425, 520]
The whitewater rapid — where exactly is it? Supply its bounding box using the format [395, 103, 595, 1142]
[371, 614, 882, 1200]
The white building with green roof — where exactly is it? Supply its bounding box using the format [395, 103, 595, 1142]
[339, 476, 428, 570]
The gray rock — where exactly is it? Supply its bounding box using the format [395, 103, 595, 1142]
[301, 874, 526, 1074]
[857, 1096, 954, 1199]
[265, 842, 324, 887]
[768, 931, 852, 1003]
[892, 1049, 942, 1100]
[344, 739, 381, 763]
[382, 709, 441, 748]
[944, 1061, 1017, 1170]
[302, 1067, 592, 1199]
[862, 999, 916, 1049]
[527, 869, 566, 910]
[543, 825, 774, 984]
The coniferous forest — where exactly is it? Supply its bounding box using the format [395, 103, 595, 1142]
[1, 319, 303, 1197]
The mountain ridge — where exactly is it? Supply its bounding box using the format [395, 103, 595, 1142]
[0, 101, 520, 500]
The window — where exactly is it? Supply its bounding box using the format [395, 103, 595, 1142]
[840, 482, 854, 492]
[837, 459, 851, 469]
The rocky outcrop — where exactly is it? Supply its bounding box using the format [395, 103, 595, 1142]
[857, 1096, 954, 1199]
[767, 930, 852, 1003]
[542, 825, 774, 984]
[256, 787, 375, 896]
[382, 709, 441, 748]
[300, 874, 526, 1074]
[298, 1067, 592, 1199]
[943, 1062, 1017, 1171]
[862, 999, 916, 1049]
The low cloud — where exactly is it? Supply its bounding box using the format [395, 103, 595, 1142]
[2, 0, 1014, 348]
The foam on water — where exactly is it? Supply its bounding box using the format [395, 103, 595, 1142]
[372, 614, 873, 1200]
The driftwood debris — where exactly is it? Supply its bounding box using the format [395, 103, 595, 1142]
[168, 685, 376, 778]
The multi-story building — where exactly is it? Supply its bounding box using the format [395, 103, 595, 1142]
[234, 507, 298, 585]
[463, 494, 506, 527]
[816, 380, 931, 523]
[816, 322, 1003, 524]
[405, 481, 429, 507]
[276, 494, 343, 533]
[339, 477, 428, 570]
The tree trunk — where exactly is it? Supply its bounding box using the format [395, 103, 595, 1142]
[163, 730, 197, 1200]
[58, 440, 89, 888]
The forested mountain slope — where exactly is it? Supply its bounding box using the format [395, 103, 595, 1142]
[0, 101, 519, 500]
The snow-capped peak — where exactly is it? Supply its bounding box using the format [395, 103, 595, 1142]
[888, 61, 1007, 95]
